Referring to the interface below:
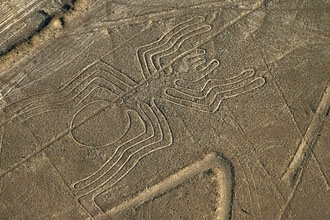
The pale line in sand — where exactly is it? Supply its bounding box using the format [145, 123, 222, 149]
[104, 153, 233, 220]
[281, 81, 330, 184]
[279, 81, 330, 220]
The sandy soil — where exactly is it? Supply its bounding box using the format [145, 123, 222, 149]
[0, 0, 329, 219]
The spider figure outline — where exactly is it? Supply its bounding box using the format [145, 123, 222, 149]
[2, 16, 265, 219]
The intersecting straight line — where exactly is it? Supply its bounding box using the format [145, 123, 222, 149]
[249, 15, 330, 220]
[20, 116, 93, 217]
[236, 7, 303, 218]
[0, 0, 264, 178]
[282, 83, 330, 181]
[44, 153, 92, 217]
[221, 103, 297, 220]
[255, 29, 330, 171]
[250, 34, 303, 220]
[278, 82, 330, 220]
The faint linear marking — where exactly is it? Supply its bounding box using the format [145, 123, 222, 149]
[311, 151, 330, 190]
[0, 1, 264, 179]
[42, 152, 94, 219]
[249, 18, 324, 217]
[4, 22, 27, 42]
[277, 81, 330, 220]
[0, 67, 29, 106]
[223, 120, 265, 220]
[0, 1, 45, 34]
[39, 154, 93, 218]
[3, 94, 96, 219]
[68, 0, 263, 42]
[249, 23, 304, 136]
[10, 109, 92, 218]
[0, 95, 7, 155]
[245, 160, 263, 220]
[281, 81, 330, 185]
[102, 1, 230, 24]
[91, 1, 237, 29]
[22, 123, 93, 218]
[278, 166, 304, 220]
[223, 109, 296, 219]
[218, 137, 257, 219]
[25, 33, 101, 90]
[0, 113, 5, 155]
[248, 17, 317, 219]
[0, 0, 62, 55]
[0, 32, 98, 100]
[103, 153, 233, 220]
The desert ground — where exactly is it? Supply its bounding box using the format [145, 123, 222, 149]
[0, 0, 330, 219]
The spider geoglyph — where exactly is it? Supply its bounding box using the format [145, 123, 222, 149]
[3, 16, 265, 219]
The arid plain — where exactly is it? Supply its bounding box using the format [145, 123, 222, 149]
[0, 0, 330, 219]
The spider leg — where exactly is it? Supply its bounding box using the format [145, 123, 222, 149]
[4, 62, 137, 122]
[173, 69, 259, 98]
[73, 103, 155, 192]
[73, 99, 172, 219]
[165, 71, 265, 113]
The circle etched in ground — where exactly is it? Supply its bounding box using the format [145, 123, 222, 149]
[71, 100, 130, 147]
